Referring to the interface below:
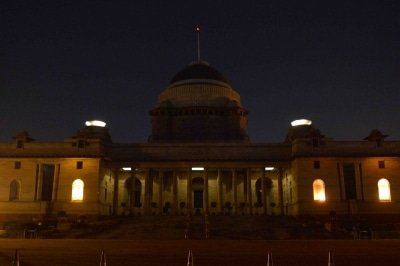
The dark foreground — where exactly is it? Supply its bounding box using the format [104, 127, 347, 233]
[0, 239, 399, 266]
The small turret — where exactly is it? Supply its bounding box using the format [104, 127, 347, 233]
[13, 130, 34, 148]
[72, 120, 112, 143]
[364, 129, 387, 147]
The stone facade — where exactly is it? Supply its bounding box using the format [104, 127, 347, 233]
[1, 123, 399, 220]
[0, 61, 399, 221]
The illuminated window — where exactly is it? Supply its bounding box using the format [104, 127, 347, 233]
[313, 179, 326, 201]
[378, 178, 391, 201]
[71, 179, 84, 201]
[9, 180, 20, 201]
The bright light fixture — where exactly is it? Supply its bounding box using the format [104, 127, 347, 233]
[191, 167, 204, 171]
[291, 119, 312, 127]
[265, 167, 275, 171]
[85, 120, 106, 127]
[122, 167, 132, 171]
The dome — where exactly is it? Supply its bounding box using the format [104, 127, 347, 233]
[157, 60, 242, 108]
[169, 60, 229, 84]
[149, 60, 249, 143]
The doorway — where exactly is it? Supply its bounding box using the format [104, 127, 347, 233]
[192, 177, 204, 212]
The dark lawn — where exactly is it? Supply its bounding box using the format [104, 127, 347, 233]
[0, 239, 399, 265]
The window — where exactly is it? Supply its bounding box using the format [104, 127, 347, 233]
[41, 164, 55, 201]
[14, 161, 21, 169]
[71, 179, 84, 201]
[17, 140, 23, 148]
[9, 180, 20, 201]
[313, 160, 320, 169]
[313, 179, 326, 201]
[343, 164, 357, 200]
[378, 178, 391, 201]
[312, 138, 320, 147]
[378, 161, 385, 169]
[76, 161, 83, 169]
[77, 140, 85, 148]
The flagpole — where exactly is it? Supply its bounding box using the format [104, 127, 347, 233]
[196, 26, 201, 61]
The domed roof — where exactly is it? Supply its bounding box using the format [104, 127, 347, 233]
[149, 60, 249, 143]
[169, 60, 229, 84]
[157, 60, 242, 108]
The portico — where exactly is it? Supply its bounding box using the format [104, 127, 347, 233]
[111, 162, 287, 217]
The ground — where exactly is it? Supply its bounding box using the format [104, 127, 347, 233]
[0, 239, 399, 265]
[0, 215, 399, 265]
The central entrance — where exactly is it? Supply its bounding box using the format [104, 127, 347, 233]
[192, 177, 204, 211]
[193, 191, 203, 209]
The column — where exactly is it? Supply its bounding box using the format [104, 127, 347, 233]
[130, 167, 136, 213]
[34, 164, 39, 200]
[203, 168, 209, 215]
[51, 164, 61, 204]
[172, 170, 178, 215]
[158, 170, 163, 215]
[359, 163, 365, 201]
[186, 169, 192, 214]
[247, 168, 253, 215]
[232, 169, 237, 214]
[53, 164, 60, 201]
[262, 168, 267, 215]
[144, 168, 150, 215]
[278, 167, 284, 215]
[113, 168, 119, 215]
[217, 169, 222, 213]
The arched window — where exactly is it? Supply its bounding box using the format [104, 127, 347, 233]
[313, 179, 326, 201]
[378, 178, 391, 201]
[9, 179, 20, 201]
[71, 179, 84, 201]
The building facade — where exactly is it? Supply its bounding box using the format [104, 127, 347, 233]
[1, 61, 399, 220]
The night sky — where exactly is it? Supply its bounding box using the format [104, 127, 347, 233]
[1, 1, 399, 143]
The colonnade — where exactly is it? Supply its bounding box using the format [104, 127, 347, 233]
[112, 166, 285, 216]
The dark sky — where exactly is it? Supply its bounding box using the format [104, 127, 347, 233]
[1, 1, 399, 143]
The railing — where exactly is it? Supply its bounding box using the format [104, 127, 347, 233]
[10, 249, 337, 266]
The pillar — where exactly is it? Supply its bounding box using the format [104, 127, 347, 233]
[232, 169, 237, 214]
[158, 170, 163, 215]
[203, 168, 209, 215]
[262, 168, 267, 215]
[217, 168, 222, 213]
[130, 167, 136, 213]
[34, 164, 39, 201]
[113, 168, 119, 215]
[186, 169, 192, 214]
[278, 167, 284, 215]
[53, 164, 60, 201]
[247, 168, 252, 215]
[172, 170, 178, 215]
[144, 168, 150, 215]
